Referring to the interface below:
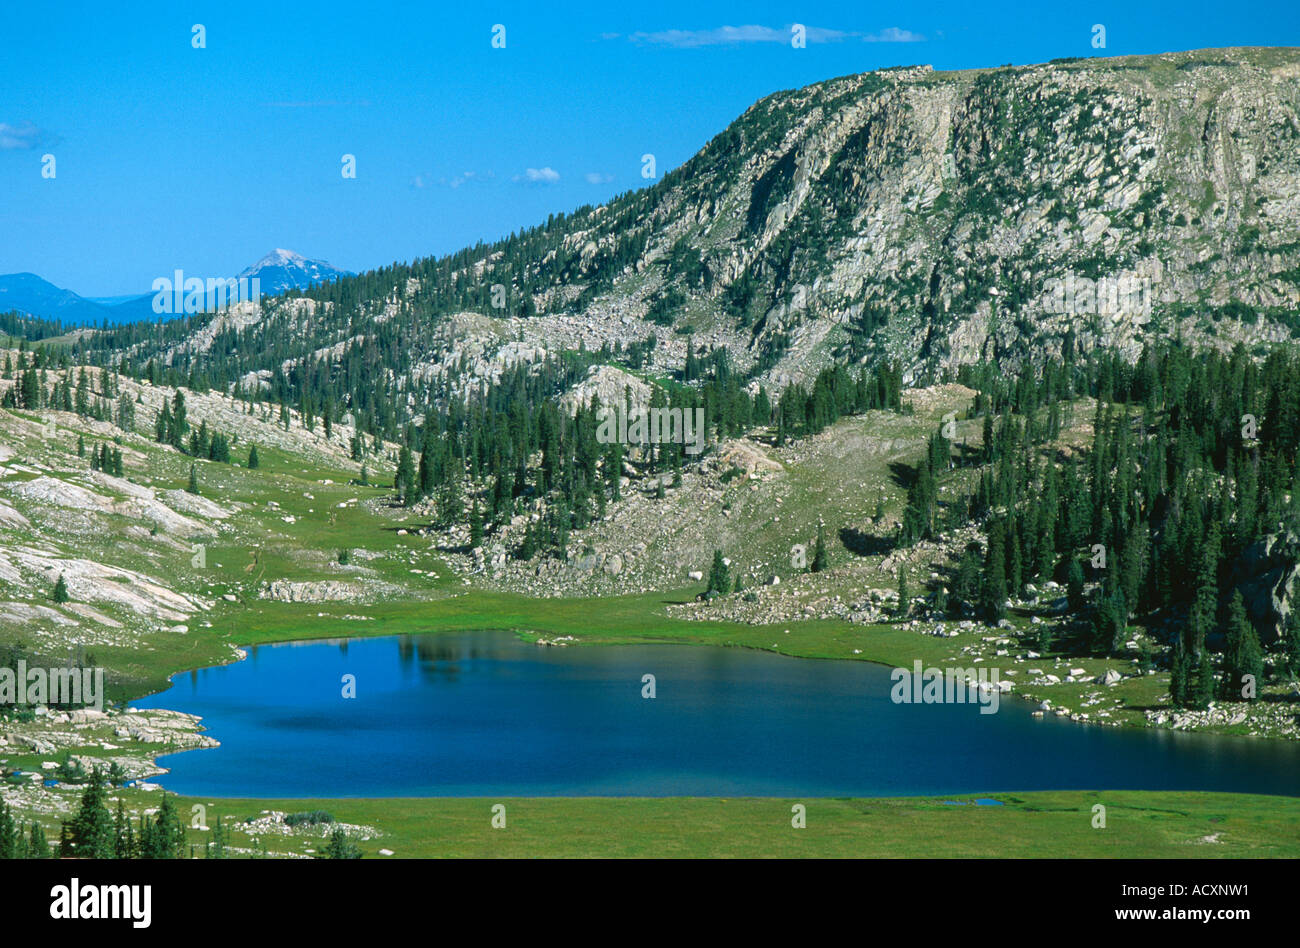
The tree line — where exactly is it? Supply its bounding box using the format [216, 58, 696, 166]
[901, 341, 1300, 709]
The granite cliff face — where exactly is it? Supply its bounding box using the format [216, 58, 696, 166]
[123, 48, 1300, 402]
[551, 47, 1300, 387]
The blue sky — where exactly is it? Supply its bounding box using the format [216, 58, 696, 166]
[1, 1, 1297, 295]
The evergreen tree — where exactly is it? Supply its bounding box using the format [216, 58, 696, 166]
[321, 827, 361, 859]
[1192, 649, 1216, 709]
[1282, 611, 1300, 681]
[1220, 591, 1264, 701]
[439, 456, 464, 525]
[394, 447, 415, 504]
[1036, 621, 1054, 655]
[1066, 557, 1085, 612]
[26, 821, 50, 859]
[517, 522, 537, 560]
[469, 500, 483, 549]
[705, 549, 731, 596]
[206, 816, 228, 859]
[954, 548, 982, 609]
[0, 798, 16, 860]
[186, 463, 200, 495]
[116, 392, 135, 432]
[69, 769, 115, 858]
[170, 391, 188, 448]
[208, 432, 230, 463]
[52, 573, 69, 604]
[248, 445, 260, 469]
[982, 520, 1008, 621]
[811, 522, 828, 573]
[155, 402, 171, 443]
[1184, 527, 1220, 709]
[1089, 589, 1126, 656]
[114, 798, 135, 859]
[140, 793, 185, 859]
[1007, 517, 1023, 597]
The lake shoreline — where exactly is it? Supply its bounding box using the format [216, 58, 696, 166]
[130, 627, 1300, 800]
[7, 612, 1300, 859]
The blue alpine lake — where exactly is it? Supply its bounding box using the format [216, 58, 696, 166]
[132, 630, 1300, 798]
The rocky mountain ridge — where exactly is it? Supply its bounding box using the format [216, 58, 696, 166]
[94, 47, 1300, 422]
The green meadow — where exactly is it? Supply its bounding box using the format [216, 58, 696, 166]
[134, 790, 1300, 859]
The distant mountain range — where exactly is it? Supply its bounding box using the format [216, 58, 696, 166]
[0, 249, 352, 326]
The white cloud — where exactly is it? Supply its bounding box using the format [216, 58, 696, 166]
[585, 172, 614, 184]
[0, 121, 52, 150]
[619, 24, 921, 47]
[515, 167, 560, 184]
[447, 170, 490, 188]
[864, 27, 925, 43]
[411, 170, 494, 190]
[626, 25, 849, 47]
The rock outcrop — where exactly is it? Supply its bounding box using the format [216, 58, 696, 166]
[1231, 528, 1300, 645]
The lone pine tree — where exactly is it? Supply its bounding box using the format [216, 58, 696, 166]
[811, 522, 828, 572]
[706, 549, 731, 596]
[1220, 591, 1264, 701]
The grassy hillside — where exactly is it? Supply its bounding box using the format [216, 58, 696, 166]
[2, 349, 1299, 859]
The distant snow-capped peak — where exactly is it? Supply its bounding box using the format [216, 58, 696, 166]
[236, 249, 351, 294]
